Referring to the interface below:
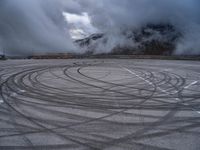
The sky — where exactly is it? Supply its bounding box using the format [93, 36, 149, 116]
[63, 12, 98, 39]
[0, 0, 200, 55]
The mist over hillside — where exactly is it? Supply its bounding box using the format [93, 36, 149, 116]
[75, 24, 181, 55]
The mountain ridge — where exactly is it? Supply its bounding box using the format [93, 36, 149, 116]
[75, 24, 181, 55]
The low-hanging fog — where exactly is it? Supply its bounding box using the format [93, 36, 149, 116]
[0, 0, 200, 55]
[0, 0, 79, 55]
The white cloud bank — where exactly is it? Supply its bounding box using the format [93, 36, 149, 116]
[63, 12, 98, 39]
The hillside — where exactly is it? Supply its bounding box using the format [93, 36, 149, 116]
[75, 24, 181, 55]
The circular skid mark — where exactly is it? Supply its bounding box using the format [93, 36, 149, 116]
[0, 60, 199, 150]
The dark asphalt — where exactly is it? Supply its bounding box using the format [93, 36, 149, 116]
[0, 59, 200, 150]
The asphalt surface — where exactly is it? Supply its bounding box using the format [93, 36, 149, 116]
[0, 59, 200, 150]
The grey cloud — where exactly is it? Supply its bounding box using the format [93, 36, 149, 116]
[77, 0, 200, 54]
[0, 0, 78, 55]
[1, 0, 200, 55]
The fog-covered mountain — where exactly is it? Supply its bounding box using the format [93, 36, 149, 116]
[75, 24, 181, 55]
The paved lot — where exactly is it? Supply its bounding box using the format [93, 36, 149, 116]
[0, 59, 200, 150]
